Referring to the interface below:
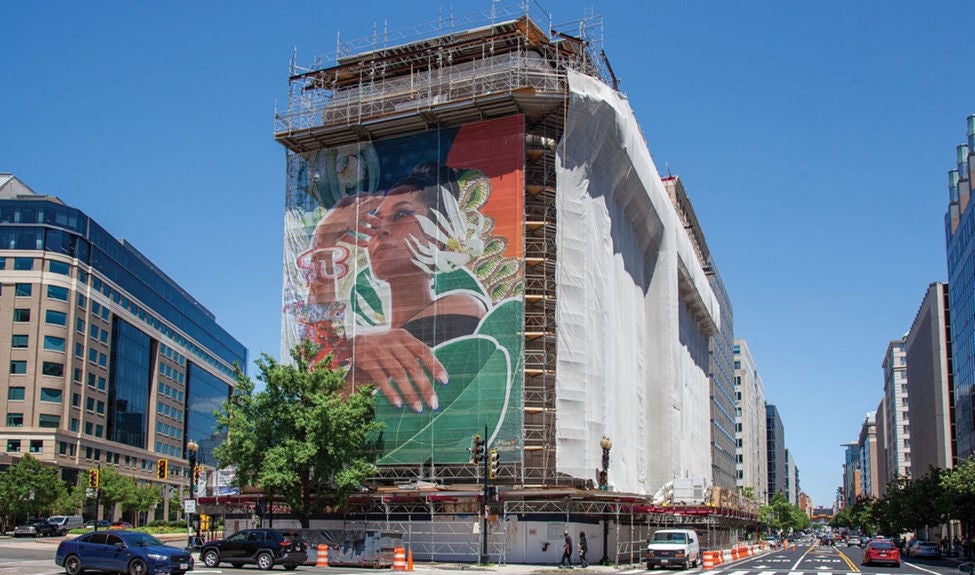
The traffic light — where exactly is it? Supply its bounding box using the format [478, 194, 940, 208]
[87, 468, 99, 489]
[200, 513, 210, 531]
[597, 469, 608, 491]
[193, 465, 201, 485]
[488, 449, 499, 479]
[469, 434, 485, 464]
[157, 459, 168, 480]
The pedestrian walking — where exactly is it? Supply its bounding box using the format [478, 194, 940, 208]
[561, 531, 573, 568]
[578, 532, 588, 567]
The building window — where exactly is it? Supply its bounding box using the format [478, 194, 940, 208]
[48, 260, 70, 275]
[6, 413, 23, 426]
[47, 285, 69, 301]
[76, 318, 85, 333]
[14, 283, 32, 297]
[70, 418, 79, 432]
[13, 308, 31, 322]
[75, 343, 84, 358]
[72, 393, 80, 407]
[43, 335, 66, 352]
[38, 414, 60, 428]
[41, 361, 64, 377]
[45, 310, 67, 326]
[7, 387, 25, 400]
[86, 397, 95, 411]
[11, 334, 29, 348]
[39, 387, 63, 402]
[10, 360, 27, 375]
[13, 257, 33, 270]
[77, 293, 86, 308]
[84, 422, 93, 435]
[6, 440, 21, 452]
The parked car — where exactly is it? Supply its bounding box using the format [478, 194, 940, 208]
[47, 515, 84, 535]
[14, 519, 58, 537]
[200, 529, 307, 570]
[847, 536, 862, 548]
[55, 530, 193, 575]
[110, 520, 133, 529]
[863, 539, 901, 567]
[908, 540, 942, 559]
[84, 519, 111, 529]
[646, 529, 701, 570]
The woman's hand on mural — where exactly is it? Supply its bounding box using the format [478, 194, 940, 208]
[346, 329, 449, 412]
[313, 194, 384, 249]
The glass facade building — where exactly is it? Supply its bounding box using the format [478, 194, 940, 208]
[945, 116, 975, 461]
[0, 175, 244, 498]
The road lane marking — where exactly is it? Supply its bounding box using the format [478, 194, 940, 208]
[903, 561, 948, 575]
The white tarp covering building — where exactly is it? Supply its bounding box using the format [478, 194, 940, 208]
[555, 70, 719, 495]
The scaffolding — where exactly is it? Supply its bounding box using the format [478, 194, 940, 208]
[275, 2, 606, 488]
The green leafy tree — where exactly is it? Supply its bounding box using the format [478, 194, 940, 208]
[942, 456, 975, 543]
[96, 467, 136, 521]
[54, 482, 88, 516]
[0, 455, 66, 530]
[122, 483, 162, 526]
[215, 341, 384, 527]
[760, 493, 808, 534]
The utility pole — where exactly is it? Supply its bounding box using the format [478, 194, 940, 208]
[480, 425, 489, 565]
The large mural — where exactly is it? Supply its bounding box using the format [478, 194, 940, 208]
[283, 116, 525, 466]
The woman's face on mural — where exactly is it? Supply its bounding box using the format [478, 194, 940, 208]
[368, 185, 431, 281]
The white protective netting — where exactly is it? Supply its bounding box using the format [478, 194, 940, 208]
[555, 69, 720, 495]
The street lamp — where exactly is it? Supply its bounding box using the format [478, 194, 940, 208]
[187, 439, 199, 546]
[600, 436, 612, 565]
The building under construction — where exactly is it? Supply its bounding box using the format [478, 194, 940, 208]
[271, 2, 757, 563]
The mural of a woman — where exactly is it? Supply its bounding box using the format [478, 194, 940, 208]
[298, 161, 490, 413]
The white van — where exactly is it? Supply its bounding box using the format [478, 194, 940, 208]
[47, 515, 84, 535]
[646, 528, 701, 569]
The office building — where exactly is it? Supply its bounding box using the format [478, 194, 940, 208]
[881, 339, 911, 484]
[734, 339, 768, 502]
[944, 115, 975, 460]
[905, 282, 955, 474]
[0, 174, 245, 516]
[766, 404, 786, 498]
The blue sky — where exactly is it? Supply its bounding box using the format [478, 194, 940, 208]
[2, 0, 971, 507]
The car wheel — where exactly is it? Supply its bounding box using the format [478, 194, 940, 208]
[647, 562, 654, 570]
[64, 554, 84, 575]
[202, 549, 221, 568]
[128, 558, 147, 575]
[257, 551, 274, 570]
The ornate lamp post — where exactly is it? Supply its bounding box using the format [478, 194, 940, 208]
[600, 436, 612, 565]
[187, 439, 199, 545]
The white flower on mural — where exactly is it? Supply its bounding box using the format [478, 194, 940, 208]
[407, 186, 487, 274]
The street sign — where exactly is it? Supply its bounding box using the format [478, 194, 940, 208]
[85, 488, 97, 499]
[183, 499, 197, 514]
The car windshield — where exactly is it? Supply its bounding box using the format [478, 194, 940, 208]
[118, 532, 164, 547]
[652, 533, 687, 543]
[870, 542, 896, 550]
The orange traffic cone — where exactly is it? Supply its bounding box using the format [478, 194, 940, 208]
[407, 549, 414, 571]
[316, 544, 329, 567]
[393, 547, 406, 571]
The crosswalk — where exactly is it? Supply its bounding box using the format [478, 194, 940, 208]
[615, 569, 911, 575]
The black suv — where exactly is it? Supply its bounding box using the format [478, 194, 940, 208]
[200, 529, 307, 570]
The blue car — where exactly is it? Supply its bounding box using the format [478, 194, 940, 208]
[55, 530, 193, 575]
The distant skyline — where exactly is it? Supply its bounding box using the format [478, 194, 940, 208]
[3, 0, 973, 507]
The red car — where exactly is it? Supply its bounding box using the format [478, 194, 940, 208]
[862, 540, 900, 567]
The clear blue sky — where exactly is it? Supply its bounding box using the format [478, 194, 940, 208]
[2, 0, 971, 508]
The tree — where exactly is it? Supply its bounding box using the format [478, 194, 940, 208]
[96, 467, 136, 521]
[942, 456, 975, 549]
[215, 341, 384, 527]
[54, 482, 88, 516]
[760, 493, 808, 534]
[123, 483, 162, 526]
[0, 455, 66, 530]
